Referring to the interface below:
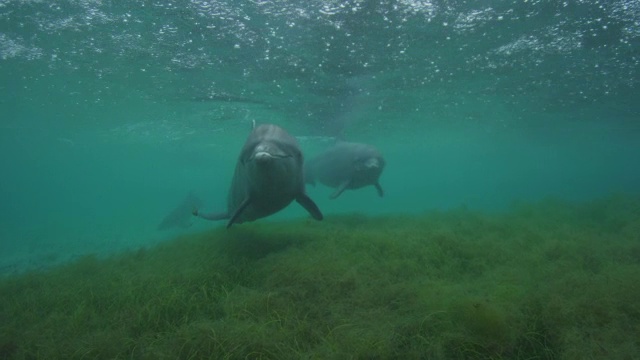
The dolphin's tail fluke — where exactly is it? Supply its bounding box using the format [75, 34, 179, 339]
[158, 191, 204, 230]
[193, 209, 229, 221]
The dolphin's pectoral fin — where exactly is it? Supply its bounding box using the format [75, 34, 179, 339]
[227, 198, 252, 228]
[375, 182, 384, 197]
[330, 179, 351, 199]
[296, 194, 324, 221]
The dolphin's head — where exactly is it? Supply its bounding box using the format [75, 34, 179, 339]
[353, 148, 385, 181]
[244, 140, 301, 194]
[248, 142, 291, 164]
[362, 156, 382, 170]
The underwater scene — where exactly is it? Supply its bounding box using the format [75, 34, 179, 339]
[1, 0, 639, 359]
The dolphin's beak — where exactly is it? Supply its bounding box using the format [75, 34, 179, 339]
[252, 151, 274, 163]
[364, 158, 380, 168]
[250, 151, 291, 162]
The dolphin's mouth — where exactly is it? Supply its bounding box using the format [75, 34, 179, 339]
[253, 151, 274, 161]
[364, 158, 380, 168]
[250, 151, 290, 162]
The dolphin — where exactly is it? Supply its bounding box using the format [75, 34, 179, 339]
[194, 123, 323, 228]
[157, 191, 203, 230]
[304, 141, 385, 199]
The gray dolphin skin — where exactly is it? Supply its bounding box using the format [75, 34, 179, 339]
[305, 142, 385, 199]
[194, 123, 323, 228]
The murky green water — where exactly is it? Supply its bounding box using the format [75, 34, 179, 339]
[2, 0, 638, 272]
[1, 1, 639, 358]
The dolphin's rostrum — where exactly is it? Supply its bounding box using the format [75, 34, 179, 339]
[194, 123, 323, 228]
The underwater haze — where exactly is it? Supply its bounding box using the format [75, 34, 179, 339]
[0, 0, 640, 358]
[1, 0, 638, 273]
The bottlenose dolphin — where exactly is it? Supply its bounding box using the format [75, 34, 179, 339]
[194, 123, 323, 228]
[157, 191, 203, 230]
[305, 142, 385, 199]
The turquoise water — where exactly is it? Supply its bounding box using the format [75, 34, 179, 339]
[1, 0, 639, 274]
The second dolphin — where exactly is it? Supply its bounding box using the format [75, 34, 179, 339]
[305, 141, 385, 199]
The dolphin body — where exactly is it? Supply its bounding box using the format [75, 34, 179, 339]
[304, 142, 385, 199]
[195, 123, 323, 228]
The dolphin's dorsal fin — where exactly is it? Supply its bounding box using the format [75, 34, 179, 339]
[227, 197, 252, 228]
